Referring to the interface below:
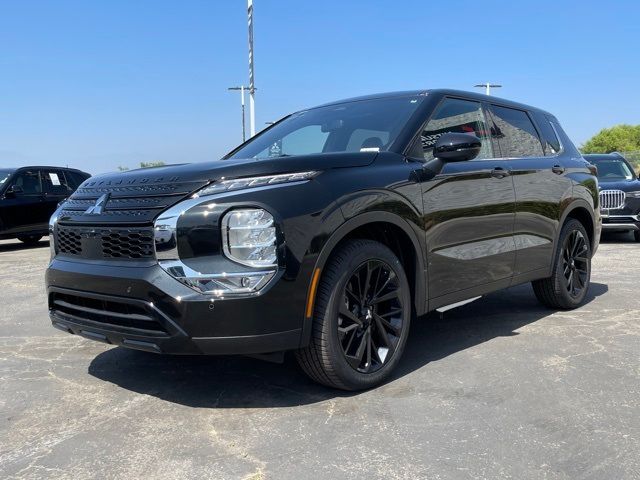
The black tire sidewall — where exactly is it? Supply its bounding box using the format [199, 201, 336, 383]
[320, 241, 411, 390]
[18, 235, 43, 244]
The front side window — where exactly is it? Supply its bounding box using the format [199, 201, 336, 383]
[228, 96, 423, 160]
[11, 170, 42, 195]
[417, 98, 492, 161]
[490, 105, 544, 158]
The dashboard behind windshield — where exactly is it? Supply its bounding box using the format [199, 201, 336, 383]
[228, 96, 423, 160]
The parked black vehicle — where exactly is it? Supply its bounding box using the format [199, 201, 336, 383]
[46, 90, 600, 390]
[583, 153, 640, 242]
[0, 166, 90, 244]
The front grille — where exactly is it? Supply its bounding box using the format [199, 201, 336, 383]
[58, 178, 209, 225]
[55, 226, 155, 259]
[600, 189, 626, 209]
[50, 291, 169, 335]
[102, 229, 154, 258]
[57, 228, 82, 255]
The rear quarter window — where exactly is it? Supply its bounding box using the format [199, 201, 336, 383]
[536, 116, 562, 156]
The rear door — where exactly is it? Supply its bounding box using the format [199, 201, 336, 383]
[487, 105, 572, 277]
[41, 169, 75, 219]
[415, 97, 517, 301]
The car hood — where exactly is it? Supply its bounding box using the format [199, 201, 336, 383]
[598, 178, 640, 192]
[58, 152, 377, 225]
[86, 152, 377, 187]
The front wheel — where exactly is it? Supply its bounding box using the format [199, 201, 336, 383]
[532, 219, 591, 309]
[18, 235, 43, 245]
[296, 240, 411, 390]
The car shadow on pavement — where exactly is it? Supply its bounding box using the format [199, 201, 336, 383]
[88, 281, 608, 409]
[600, 231, 636, 243]
[0, 239, 49, 253]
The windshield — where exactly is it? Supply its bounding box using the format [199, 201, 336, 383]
[228, 96, 423, 160]
[592, 159, 635, 180]
[0, 169, 13, 186]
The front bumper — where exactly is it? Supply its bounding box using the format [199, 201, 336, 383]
[46, 257, 307, 355]
[600, 213, 640, 231]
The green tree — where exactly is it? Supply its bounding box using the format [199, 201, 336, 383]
[117, 166, 129, 171]
[139, 161, 166, 168]
[581, 124, 640, 153]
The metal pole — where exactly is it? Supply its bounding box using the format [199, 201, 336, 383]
[248, 0, 256, 137]
[241, 85, 246, 142]
[228, 86, 249, 142]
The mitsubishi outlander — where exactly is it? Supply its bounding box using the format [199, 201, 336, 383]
[46, 90, 600, 390]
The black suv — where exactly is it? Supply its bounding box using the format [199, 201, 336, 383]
[46, 90, 600, 390]
[0, 166, 90, 244]
[583, 153, 640, 242]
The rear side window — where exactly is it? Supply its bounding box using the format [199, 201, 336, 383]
[490, 105, 544, 158]
[536, 117, 562, 156]
[41, 170, 73, 195]
[417, 98, 493, 161]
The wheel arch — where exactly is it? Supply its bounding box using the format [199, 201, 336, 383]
[301, 211, 427, 348]
[558, 199, 597, 252]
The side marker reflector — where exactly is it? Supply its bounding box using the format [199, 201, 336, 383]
[305, 268, 321, 318]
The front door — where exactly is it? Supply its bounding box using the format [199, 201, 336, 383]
[1, 170, 48, 234]
[413, 97, 517, 300]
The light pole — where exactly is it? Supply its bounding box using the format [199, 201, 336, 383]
[474, 83, 502, 96]
[247, 0, 256, 137]
[228, 86, 248, 142]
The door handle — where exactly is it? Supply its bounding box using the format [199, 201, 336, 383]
[552, 165, 565, 175]
[490, 167, 510, 179]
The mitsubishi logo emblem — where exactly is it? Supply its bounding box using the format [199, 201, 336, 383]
[85, 193, 110, 215]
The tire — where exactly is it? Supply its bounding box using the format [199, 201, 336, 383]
[634, 230, 640, 243]
[18, 235, 43, 245]
[295, 239, 412, 391]
[532, 219, 591, 309]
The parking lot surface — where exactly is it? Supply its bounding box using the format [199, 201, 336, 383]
[0, 235, 638, 480]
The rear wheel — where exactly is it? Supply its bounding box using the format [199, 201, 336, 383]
[532, 219, 591, 309]
[296, 240, 411, 390]
[18, 235, 43, 245]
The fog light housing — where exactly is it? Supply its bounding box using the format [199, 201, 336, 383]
[222, 208, 278, 267]
[160, 261, 276, 296]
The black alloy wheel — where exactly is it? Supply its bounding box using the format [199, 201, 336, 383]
[561, 229, 589, 298]
[296, 239, 411, 390]
[339, 260, 405, 374]
[532, 218, 591, 309]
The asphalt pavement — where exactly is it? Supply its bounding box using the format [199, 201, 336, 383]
[0, 234, 638, 479]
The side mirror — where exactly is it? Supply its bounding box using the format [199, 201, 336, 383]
[5, 185, 23, 197]
[434, 132, 482, 162]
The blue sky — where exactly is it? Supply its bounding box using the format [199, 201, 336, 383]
[1, 0, 638, 174]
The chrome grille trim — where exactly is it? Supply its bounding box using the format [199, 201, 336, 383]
[599, 189, 626, 210]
